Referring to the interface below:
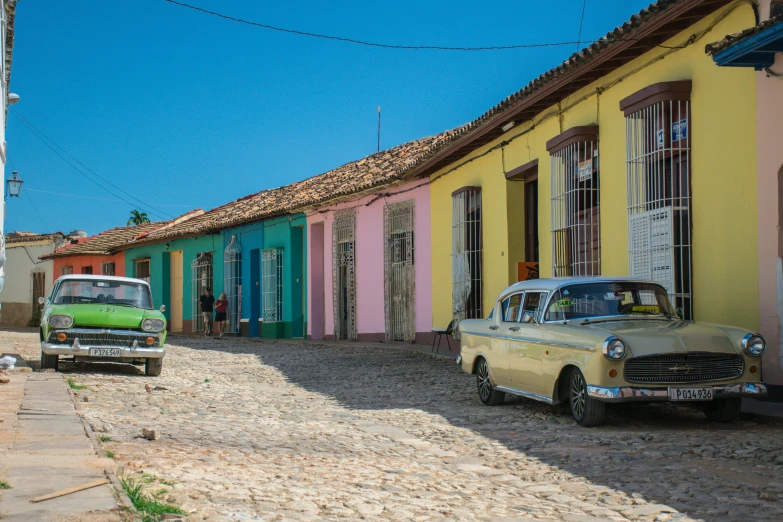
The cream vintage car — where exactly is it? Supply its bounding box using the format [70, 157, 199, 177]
[457, 277, 768, 426]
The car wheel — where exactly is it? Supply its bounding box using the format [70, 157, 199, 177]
[476, 357, 505, 406]
[145, 358, 163, 377]
[569, 368, 606, 427]
[703, 397, 741, 423]
[41, 352, 59, 371]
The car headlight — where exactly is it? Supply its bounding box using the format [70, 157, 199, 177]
[601, 336, 627, 360]
[142, 318, 166, 332]
[48, 314, 74, 329]
[741, 334, 766, 357]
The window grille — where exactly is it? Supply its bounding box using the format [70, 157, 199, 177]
[625, 98, 692, 318]
[333, 209, 356, 340]
[61, 266, 73, 276]
[384, 200, 415, 342]
[135, 259, 151, 283]
[549, 129, 600, 277]
[101, 262, 115, 276]
[452, 188, 482, 331]
[261, 248, 283, 323]
[224, 235, 242, 334]
[190, 253, 213, 332]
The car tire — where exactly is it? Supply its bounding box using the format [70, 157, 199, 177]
[568, 368, 606, 427]
[40, 352, 59, 371]
[703, 397, 741, 423]
[476, 357, 505, 406]
[145, 358, 163, 377]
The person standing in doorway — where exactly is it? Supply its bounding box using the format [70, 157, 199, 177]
[214, 292, 228, 337]
[200, 288, 215, 336]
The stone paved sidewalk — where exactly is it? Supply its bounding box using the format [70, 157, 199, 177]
[0, 342, 122, 521]
[6, 330, 783, 521]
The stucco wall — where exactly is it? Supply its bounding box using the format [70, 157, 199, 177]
[0, 242, 56, 325]
[52, 253, 126, 281]
[428, 5, 759, 333]
[306, 180, 432, 341]
[755, 13, 783, 384]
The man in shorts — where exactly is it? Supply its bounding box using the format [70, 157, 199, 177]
[200, 288, 215, 336]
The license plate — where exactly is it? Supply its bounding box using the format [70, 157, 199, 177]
[669, 387, 713, 401]
[89, 348, 121, 357]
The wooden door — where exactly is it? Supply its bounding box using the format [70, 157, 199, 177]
[169, 251, 184, 332]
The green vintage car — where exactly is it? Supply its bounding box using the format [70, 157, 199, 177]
[39, 275, 167, 376]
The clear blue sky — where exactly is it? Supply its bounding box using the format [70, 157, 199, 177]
[6, 0, 651, 235]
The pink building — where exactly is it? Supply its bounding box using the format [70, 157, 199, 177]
[708, 0, 783, 391]
[307, 179, 434, 345]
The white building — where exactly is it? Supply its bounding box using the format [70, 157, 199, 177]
[0, 232, 65, 326]
[0, 1, 19, 295]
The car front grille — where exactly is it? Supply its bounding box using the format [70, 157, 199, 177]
[48, 330, 160, 348]
[624, 353, 744, 383]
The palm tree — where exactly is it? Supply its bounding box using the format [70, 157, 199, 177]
[127, 210, 151, 226]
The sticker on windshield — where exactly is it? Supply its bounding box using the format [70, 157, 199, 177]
[605, 292, 623, 301]
[630, 305, 660, 314]
[552, 298, 573, 308]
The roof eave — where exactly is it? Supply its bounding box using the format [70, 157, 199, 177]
[711, 21, 783, 68]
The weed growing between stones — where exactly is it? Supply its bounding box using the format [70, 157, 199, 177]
[105, 450, 116, 459]
[67, 378, 87, 390]
[120, 475, 185, 522]
[0, 481, 11, 489]
[98, 435, 113, 443]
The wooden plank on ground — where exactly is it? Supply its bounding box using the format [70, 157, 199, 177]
[30, 479, 109, 503]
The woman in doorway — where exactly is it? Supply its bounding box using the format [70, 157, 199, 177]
[214, 292, 229, 337]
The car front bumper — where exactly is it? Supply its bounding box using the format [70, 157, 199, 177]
[41, 341, 165, 359]
[587, 382, 767, 402]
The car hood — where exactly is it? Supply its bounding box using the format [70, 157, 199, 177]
[51, 303, 150, 329]
[587, 320, 739, 356]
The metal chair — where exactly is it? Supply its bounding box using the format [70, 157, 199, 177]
[431, 320, 455, 353]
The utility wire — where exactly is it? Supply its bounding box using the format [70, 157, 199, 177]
[564, 0, 589, 111]
[24, 187, 197, 208]
[23, 188, 50, 231]
[163, 0, 624, 51]
[10, 110, 174, 220]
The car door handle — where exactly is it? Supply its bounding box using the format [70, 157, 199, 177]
[509, 326, 520, 332]
[489, 325, 499, 331]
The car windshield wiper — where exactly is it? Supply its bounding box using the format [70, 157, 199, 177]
[580, 314, 674, 325]
[109, 302, 141, 308]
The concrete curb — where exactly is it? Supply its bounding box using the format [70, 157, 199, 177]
[64, 376, 135, 513]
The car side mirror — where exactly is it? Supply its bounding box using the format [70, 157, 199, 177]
[522, 311, 537, 324]
[160, 305, 167, 313]
[38, 297, 48, 306]
[675, 307, 684, 319]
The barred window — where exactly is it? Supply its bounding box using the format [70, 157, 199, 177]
[135, 258, 150, 282]
[261, 248, 283, 323]
[101, 262, 115, 276]
[61, 266, 73, 275]
[452, 187, 482, 321]
[547, 125, 600, 277]
[621, 81, 692, 318]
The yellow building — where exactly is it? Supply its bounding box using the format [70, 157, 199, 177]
[402, 0, 760, 347]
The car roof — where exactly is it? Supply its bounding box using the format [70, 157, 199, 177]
[56, 274, 150, 286]
[499, 276, 660, 299]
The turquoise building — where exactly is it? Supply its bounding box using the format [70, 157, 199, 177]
[223, 213, 307, 339]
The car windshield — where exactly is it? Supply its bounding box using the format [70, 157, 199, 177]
[544, 282, 676, 321]
[52, 279, 153, 309]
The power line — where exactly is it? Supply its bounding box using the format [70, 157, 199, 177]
[24, 187, 198, 208]
[23, 189, 50, 231]
[9, 110, 174, 220]
[163, 0, 605, 51]
[564, 0, 589, 110]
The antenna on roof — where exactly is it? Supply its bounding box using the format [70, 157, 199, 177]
[377, 105, 381, 153]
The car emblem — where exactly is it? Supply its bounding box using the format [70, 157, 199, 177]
[608, 284, 622, 292]
[669, 364, 692, 373]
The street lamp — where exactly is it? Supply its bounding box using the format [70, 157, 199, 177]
[5, 171, 23, 200]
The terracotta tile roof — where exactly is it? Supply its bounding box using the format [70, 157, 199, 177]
[5, 231, 65, 246]
[121, 129, 462, 244]
[41, 209, 204, 258]
[393, 0, 733, 180]
[705, 13, 783, 55]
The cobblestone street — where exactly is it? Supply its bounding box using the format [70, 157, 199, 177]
[5, 330, 783, 521]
